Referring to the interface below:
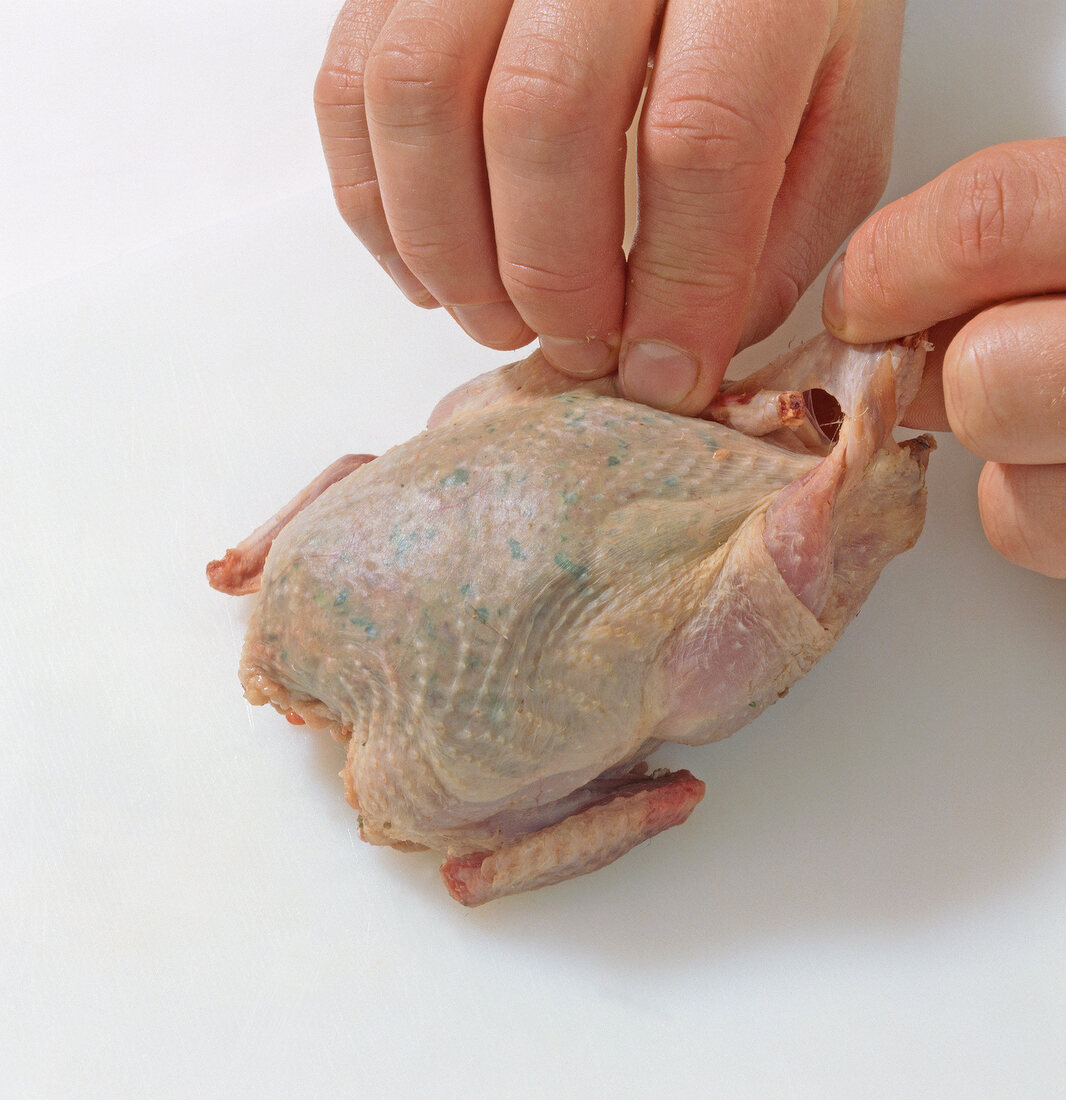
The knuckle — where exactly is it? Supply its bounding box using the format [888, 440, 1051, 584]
[486, 57, 598, 145]
[331, 176, 382, 237]
[314, 62, 365, 115]
[627, 246, 750, 312]
[499, 256, 597, 304]
[363, 18, 465, 118]
[315, 2, 374, 112]
[946, 307, 1066, 464]
[640, 83, 780, 179]
[943, 169, 1011, 271]
[393, 228, 470, 271]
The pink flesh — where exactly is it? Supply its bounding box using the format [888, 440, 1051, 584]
[762, 457, 843, 615]
[440, 768, 705, 906]
[748, 336, 927, 615]
[206, 453, 375, 595]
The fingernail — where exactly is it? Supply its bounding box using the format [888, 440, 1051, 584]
[384, 256, 438, 309]
[449, 302, 531, 349]
[620, 340, 700, 410]
[821, 255, 847, 336]
[539, 335, 617, 378]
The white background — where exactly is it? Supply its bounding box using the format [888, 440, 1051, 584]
[3, 2, 1066, 1096]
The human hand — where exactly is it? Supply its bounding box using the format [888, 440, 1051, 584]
[822, 139, 1066, 578]
[315, 0, 905, 414]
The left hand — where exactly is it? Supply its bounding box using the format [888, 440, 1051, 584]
[822, 139, 1066, 578]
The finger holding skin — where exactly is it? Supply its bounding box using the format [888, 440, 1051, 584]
[822, 139, 1066, 342]
[737, 0, 903, 350]
[978, 461, 1066, 579]
[364, 0, 534, 350]
[484, 0, 658, 377]
[942, 296, 1066, 464]
[315, 0, 440, 307]
[899, 298, 1066, 445]
[897, 318, 953, 432]
[898, 310, 1009, 433]
[619, 0, 837, 414]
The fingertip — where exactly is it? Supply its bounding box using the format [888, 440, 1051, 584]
[447, 302, 535, 350]
[977, 462, 1029, 570]
[820, 254, 852, 339]
[384, 256, 440, 309]
[977, 462, 1066, 578]
[618, 340, 705, 413]
[539, 335, 619, 379]
[899, 354, 951, 432]
[821, 248, 922, 345]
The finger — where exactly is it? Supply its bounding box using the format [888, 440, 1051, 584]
[619, 0, 837, 414]
[364, 0, 534, 350]
[979, 461, 1066, 579]
[823, 139, 1066, 342]
[314, 0, 439, 307]
[900, 352, 950, 433]
[737, 0, 903, 349]
[898, 313, 974, 432]
[483, 0, 658, 376]
[942, 296, 1066, 463]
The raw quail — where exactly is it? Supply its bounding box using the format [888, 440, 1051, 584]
[209, 331, 932, 905]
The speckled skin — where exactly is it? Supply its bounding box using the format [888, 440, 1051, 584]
[236, 333, 930, 883]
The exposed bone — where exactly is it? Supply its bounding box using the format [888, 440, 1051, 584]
[705, 389, 807, 435]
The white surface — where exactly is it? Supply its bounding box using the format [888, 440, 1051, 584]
[4, 3, 1066, 1097]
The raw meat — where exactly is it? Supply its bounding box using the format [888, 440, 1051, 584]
[209, 331, 932, 904]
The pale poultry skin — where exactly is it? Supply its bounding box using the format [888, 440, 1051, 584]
[211, 333, 932, 904]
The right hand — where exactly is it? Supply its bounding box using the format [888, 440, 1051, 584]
[315, 0, 906, 413]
